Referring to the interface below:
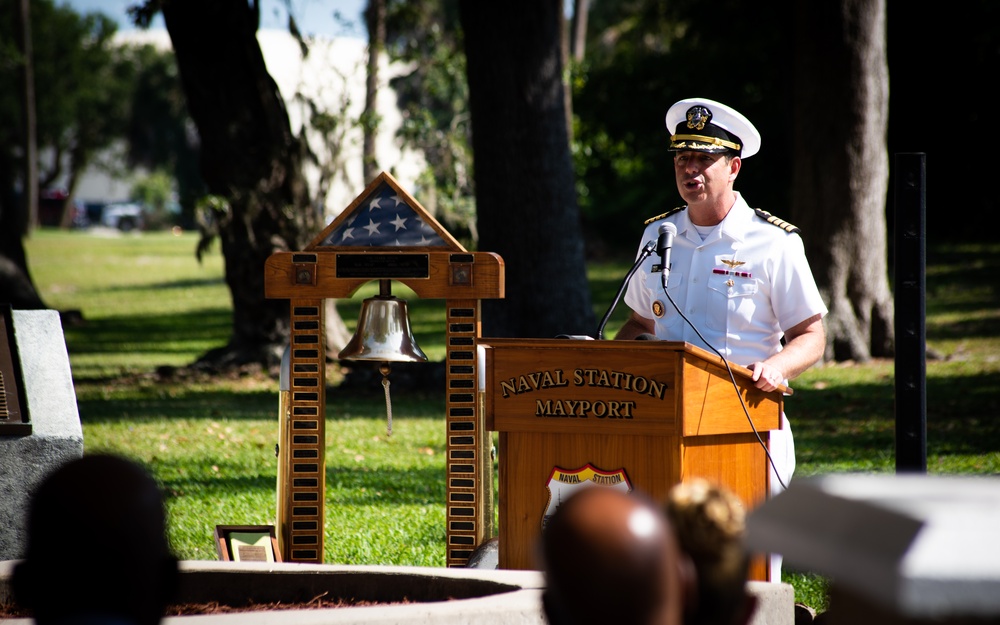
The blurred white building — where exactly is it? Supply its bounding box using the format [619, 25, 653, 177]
[72, 28, 425, 225]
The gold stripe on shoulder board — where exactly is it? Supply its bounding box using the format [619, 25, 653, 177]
[644, 206, 686, 225]
[754, 208, 801, 234]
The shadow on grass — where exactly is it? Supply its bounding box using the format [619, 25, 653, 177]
[78, 385, 446, 424]
[77, 387, 280, 422]
[98, 277, 227, 292]
[927, 311, 1000, 340]
[64, 309, 232, 356]
[925, 244, 1000, 319]
[791, 370, 1000, 466]
[156, 464, 278, 502]
[153, 460, 445, 508]
[323, 464, 447, 505]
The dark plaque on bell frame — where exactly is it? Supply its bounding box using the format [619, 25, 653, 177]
[336, 253, 430, 279]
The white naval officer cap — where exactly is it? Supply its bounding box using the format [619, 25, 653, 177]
[665, 97, 761, 159]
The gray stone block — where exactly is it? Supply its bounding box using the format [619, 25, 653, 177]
[746, 474, 1000, 621]
[747, 580, 796, 625]
[0, 310, 83, 561]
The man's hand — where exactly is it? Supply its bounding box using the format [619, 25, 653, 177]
[748, 361, 785, 392]
[748, 314, 826, 391]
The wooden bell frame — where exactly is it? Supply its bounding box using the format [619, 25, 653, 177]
[264, 172, 504, 566]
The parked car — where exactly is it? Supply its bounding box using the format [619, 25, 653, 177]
[38, 189, 87, 228]
[100, 202, 145, 232]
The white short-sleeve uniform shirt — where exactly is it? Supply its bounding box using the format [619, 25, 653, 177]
[624, 193, 827, 366]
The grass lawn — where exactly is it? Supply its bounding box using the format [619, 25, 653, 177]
[23, 227, 1000, 609]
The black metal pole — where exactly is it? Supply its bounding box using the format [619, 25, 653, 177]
[893, 153, 927, 473]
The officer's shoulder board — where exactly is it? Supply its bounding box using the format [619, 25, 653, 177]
[754, 208, 801, 234]
[644, 206, 686, 225]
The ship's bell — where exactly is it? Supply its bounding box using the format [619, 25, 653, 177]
[338, 282, 428, 363]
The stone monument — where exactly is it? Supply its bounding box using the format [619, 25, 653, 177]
[746, 473, 1000, 624]
[0, 308, 83, 560]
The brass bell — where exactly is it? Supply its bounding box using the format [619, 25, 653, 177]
[338, 280, 428, 363]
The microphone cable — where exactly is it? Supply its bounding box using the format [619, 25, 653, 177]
[658, 284, 788, 492]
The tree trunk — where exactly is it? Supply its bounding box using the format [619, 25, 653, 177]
[0, 206, 45, 309]
[0, 0, 46, 311]
[161, 0, 322, 370]
[791, 0, 893, 362]
[459, 0, 596, 338]
[363, 0, 386, 183]
[0, 176, 44, 311]
[14, 0, 38, 234]
[569, 0, 589, 63]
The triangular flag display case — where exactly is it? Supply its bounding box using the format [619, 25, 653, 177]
[265, 171, 504, 566]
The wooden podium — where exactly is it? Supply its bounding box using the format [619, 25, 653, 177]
[479, 338, 787, 581]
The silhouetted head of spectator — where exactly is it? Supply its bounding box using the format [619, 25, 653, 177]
[539, 486, 695, 625]
[12, 454, 179, 625]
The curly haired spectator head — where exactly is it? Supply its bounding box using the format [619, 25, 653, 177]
[666, 478, 756, 625]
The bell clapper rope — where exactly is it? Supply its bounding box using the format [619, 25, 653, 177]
[380, 362, 393, 437]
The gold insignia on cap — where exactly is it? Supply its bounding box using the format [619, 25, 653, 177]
[686, 106, 712, 131]
[652, 301, 665, 318]
[670, 135, 742, 152]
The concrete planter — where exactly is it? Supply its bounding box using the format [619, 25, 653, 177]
[1, 560, 792, 624]
[0, 560, 547, 624]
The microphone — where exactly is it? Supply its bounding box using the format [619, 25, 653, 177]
[656, 222, 677, 289]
